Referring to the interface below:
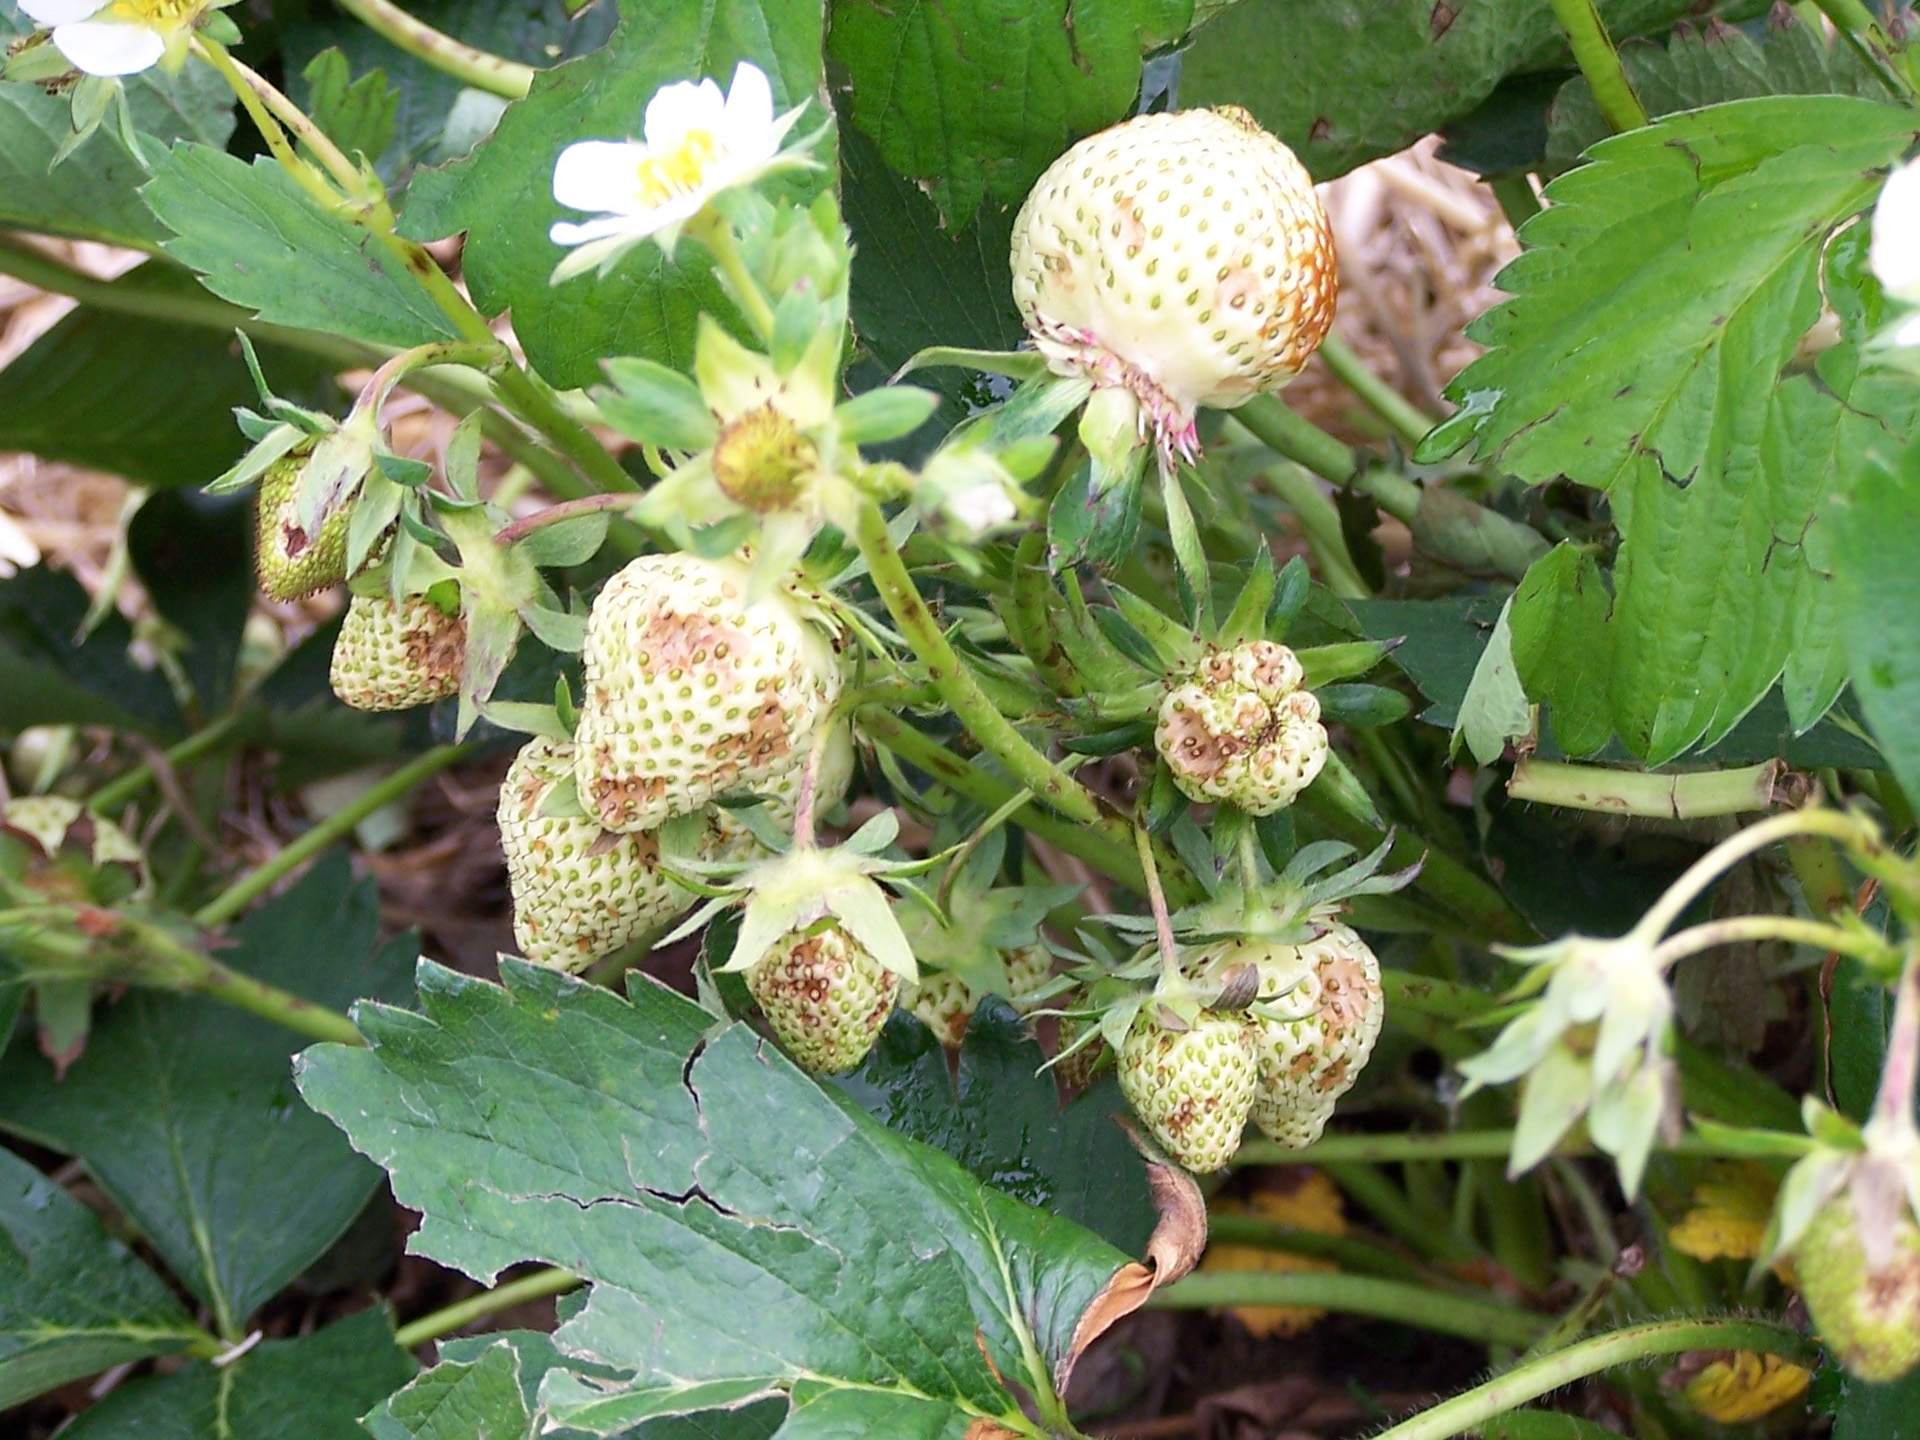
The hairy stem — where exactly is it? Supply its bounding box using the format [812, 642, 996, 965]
[852, 501, 1106, 828]
[1318, 335, 1435, 447]
[1548, 0, 1649, 131]
[333, 0, 538, 99]
[1509, 758, 1791, 819]
[1364, 1318, 1815, 1440]
[1647, 915, 1892, 971]
[1148, 1271, 1545, 1348]
[1006, 531, 1083, 696]
[194, 745, 473, 928]
[1631, 806, 1878, 943]
[196, 39, 342, 209]
[393, 1267, 581, 1349]
[494, 492, 640, 547]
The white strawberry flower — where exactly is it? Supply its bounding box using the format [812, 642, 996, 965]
[549, 61, 811, 281]
[1870, 156, 1920, 347]
[18, 0, 229, 77]
[1457, 931, 1679, 1199]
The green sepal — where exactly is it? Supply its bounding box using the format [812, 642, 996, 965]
[597, 358, 717, 453]
[1267, 555, 1312, 638]
[1216, 548, 1277, 647]
[1296, 639, 1393, 688]
[1061, 721, 1155, 756]
[1048, 458, 1142, 572]
[834, 386, 940, 444]
[1144, 760, 1188, 835]
[1316, 683, 1412, 728]
[895, 346, 1051, 383]
[1105, 585, 1203, 672]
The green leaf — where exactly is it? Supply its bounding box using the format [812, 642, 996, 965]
[303, 47, 400, 165]
[1508, 543, 1613, 758]
[283, 0, 615, 183]
[0, 855, 416, 1331]
[144, 144, 460, 349]
[836, 1002, 1156, 1254]
[1545, 14, 1886, 173]
[0, 1148, 201, 1409]
[128, 491, 253, 712]
[825, 0, 1192, 226]
[371, 1330, 791, 1440]
[57, 1308, 414, 1440]
[1350, 594, 1505, 729]
[0, 1, 234, 247]
[1178, 0, 1693, 180]
[398, 0, 826, 388]
[1446, 97, 1919, 761]
[296, 960, 1138, 1435]
[0, 564, 183, 736]
[0, 263, 342, 490]
[1831, 436, 1920, 808]
[1830, 1363, 1920, 1440]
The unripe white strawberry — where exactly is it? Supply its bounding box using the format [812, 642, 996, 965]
[573, 553, 841, 834]
[901, 944, 1054, 1050]
[255, 444, 347, 601]
[1157, 640, 1327, 815]
[1195, 924, 1383, 1148]
[497, 736, 704, 973]
[1117, 1007, 1258, 1173]
[1010, 107, 1336, 460]
[329, 594, 465, 711]
[1054, 1012, 1110, 1089]
[745, 921, 898, 1074]
[1794, 1195, 1920, 1382]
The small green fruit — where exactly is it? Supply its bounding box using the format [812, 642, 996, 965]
[1796, 1195, 1920, 1383]
[746, 922, 897, 1075]
[329, 594, 465, 712]
[255, 445, 348, 601]
[1117, 1007, 1257, 1173]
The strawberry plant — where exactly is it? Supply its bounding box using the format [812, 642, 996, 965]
[3, 0, 1920, 1437]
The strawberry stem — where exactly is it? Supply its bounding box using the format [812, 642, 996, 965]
[1868, 947, 1920, 1144]
[1134, 824, 1183, 987]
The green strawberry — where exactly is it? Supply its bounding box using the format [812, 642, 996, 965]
[573, 552, 841, 833]
[254, 444, 348, 601]
[329, 593, 465, 712]
[1117, 1006, 1258, 1173]
[1156, 640, 1327, 815]
[1010, 106, 1336, 460]
[497, 736, 705, 972]
[745, 921, 898, 1074]
[904, 970, 975, 1049]
[1054, 1011, 1110, 1089]
[1795, 1194, 1920, 1382]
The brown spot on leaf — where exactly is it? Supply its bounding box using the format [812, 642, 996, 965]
[1430, 0, 1459, 38]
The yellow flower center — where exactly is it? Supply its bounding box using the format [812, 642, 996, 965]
[632, 129, 722, 208]
[106, 0, 201, 25]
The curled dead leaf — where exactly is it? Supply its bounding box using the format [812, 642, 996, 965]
[1060, 1120, 1209, 1388]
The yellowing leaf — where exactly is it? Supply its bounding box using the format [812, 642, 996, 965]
[1200, 1172, 1345, 1339]
[1682, 1351, 1811, 1423]
[1669, 1165, 1777, 1263]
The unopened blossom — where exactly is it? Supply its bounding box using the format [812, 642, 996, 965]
[550, 61, 811, 281]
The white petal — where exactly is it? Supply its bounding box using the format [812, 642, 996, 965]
[51, 19, 165, 76]
[1894, 310, 1920, 348]
[643, 76, 725, 152]
[723, 61, 775, 135]
[553, 140, 646, 213]
[550, 214, 642, 246]
[551, 235, 634, 284]
[0, 510, 40, 573]
[1871, 159, 1920, 301]
[20, 0, 104, 25]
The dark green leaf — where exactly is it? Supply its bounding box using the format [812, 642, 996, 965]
[1446, 97, 1920, 761]
[58, 1308, 414, 1440]
[0, 856, 416, 1330]
[1049, 460, 1144, 571]
[1832, 437, 1920, 808]
[1826, 958, 1889, 1125]
[0, 2, 233, 246]
[398, 0, 826, 388]
[835, 1002, 1156, 1254]
[1545, 14, 1885, 173]
[296, 960, 1136, 1434]
[0, 263, 342, 490]
[128, 490, 252, 713]
[0, 564, 183, 736]
[283, 0, 615, 184]
[303, 48, 399, 165]
[0, 1148, 200, 1409]
[1831, 1363, 1920, 1440]
[363, 1337, 528, 1440]
[839, 122, 1025, 446]
[1350, 594, 1505, 729]
[1178, 0, 1694, 180]
[145, 145, 460, 349]
[825, 0, 1192, 225]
